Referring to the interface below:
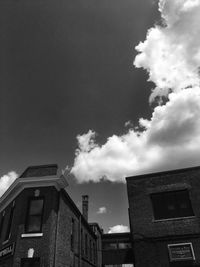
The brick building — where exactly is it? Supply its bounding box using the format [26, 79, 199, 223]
[126, 166, 200, 267]
[102, 232, 133, 266]
[4, 163, 200, 267]
[0, 164, 102, 267]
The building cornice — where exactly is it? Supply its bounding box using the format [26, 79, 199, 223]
[0, 175, 68, 212]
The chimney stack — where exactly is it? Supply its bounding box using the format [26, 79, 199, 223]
[82, 195, 89, 221]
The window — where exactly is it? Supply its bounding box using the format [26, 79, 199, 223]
[21, 258, 40, 267]
[103, 243, 118, 250]
[118, 242, 132, 249]
[0, 212, 5, 240]
[25, 198, 44, 233]
[89, 239, 92, 261]
[4, 203, 15, 241]
[71, 218, 75, 251]
[85, 234, 88, 257]
[151, 190, 194, 220]
[93, 242, 96, 264]
[81, 229, 84, 255]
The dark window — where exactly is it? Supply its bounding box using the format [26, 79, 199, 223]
[89, 239, 92, 261]
[4, 203, 15, 241]
[21, 258, 40, 267]
[118, 242, 132, 249]
[151, 190, 194, 220]
[0, 212, 5, 239]
[81, 229, 84, 255]
[93, 242, 96, 264]
[71, 218, 75, 251]
[103, 242, 118, 250]
[25, 198, 44, 233]
[85, 234, 88, 257]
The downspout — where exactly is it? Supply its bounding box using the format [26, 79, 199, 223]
[128, 207, 135, 267]
[53, 191, 60, 267]
[79, 214, 82, 267]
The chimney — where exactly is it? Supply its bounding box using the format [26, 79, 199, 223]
[82, 195, 89, 221]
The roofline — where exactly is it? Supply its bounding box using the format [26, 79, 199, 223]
[60, 189, 97, 238]
[19, 164, 58, 178]
[102, 232, 131, 238]
[89, 222, 103, 233]
[0, 174, 68, 213]
[126, 165, 200, 181]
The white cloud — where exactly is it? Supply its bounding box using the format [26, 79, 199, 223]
[0, 171, 18, 198]
[135, 0, 200, 101]
[71, 89, 200, 182]
[124, 121, 133, 128]
[97, 206, 107, 214]
[108, 225, 130, 234]
[71, 0, 200, 183]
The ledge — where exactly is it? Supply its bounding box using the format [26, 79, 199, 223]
[2, 239, 9, 245]
[21, 233, 43, 238]
[153, 216, 196, 223]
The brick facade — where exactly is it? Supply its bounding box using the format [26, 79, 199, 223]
[126, 166, 200, 267]
[0, 186, 58, 267]
[0, 165, 101, 267]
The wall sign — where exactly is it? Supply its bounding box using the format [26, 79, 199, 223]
[168, 243, 195, 262]
[0, 243, 15, 259]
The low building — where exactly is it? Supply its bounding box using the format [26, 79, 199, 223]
[102, 232, 133, 266]
[126, 166, 200, 267]
[89, 223, 103, 267]
[6, 163, 200, 267]
[0, 164, 102, 267]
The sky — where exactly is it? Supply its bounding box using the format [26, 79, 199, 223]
[2, 0, 200, 233]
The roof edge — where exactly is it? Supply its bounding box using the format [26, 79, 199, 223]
[126, 165, 200, 181]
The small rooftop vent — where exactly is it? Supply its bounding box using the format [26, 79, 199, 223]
[20, 164, 58, 178]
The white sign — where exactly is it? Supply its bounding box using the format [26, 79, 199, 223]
[0, 243, 14, 258]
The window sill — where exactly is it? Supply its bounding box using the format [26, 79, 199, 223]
[2, 239, 9, 245]
[153, 216, 196, 222]
[21, 233, 43, 238]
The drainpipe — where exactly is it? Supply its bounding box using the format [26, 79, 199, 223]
[53, 191, 60, 267]
[79, 215, 82, 267]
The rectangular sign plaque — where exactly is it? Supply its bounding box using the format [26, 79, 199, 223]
[168, 243, 195, 262]
[0, 243, 15, 259]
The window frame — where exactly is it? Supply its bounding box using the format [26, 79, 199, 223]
[85, 233, 88, 257]
[0, 211, 5, 240]
[70, 218, 75, 252]
[81, 229, 84, 255]
[89, 239, 92, 262]
[25, 197, 44, 234]
[93, 242, 96, 264]
[151, 189, 194, 221]
[4, 202, 15, 242]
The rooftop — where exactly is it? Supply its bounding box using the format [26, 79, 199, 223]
[20, 164, 58, 178]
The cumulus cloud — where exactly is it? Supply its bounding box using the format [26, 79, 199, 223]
[124, 121, 133, 128]
[71, 0, 200, 183]
[108, 225, 130, 234]
[0, 171, 18, 198]
[135, 0, 200, 101]
[97, 206, 107, 214]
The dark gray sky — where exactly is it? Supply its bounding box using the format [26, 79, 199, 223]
[0, 0, 159, 232]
